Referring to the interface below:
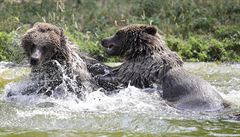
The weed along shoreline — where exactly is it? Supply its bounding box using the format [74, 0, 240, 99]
[0, 0, 239, 63]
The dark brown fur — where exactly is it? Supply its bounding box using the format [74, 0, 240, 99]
[20, 22, 92, 97]
[100, 24, 225, 111]
[100, 24, 183, 89]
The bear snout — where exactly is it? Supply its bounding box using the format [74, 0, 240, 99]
[30, 57, 40, 66]
[101, 39, 108, 48]
[101, 39, 116, 50]
[30, 48, 42, 66]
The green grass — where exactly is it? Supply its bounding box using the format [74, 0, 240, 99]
[0, 0, 239, 62]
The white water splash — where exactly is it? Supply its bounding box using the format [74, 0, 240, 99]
[2, 85, 164, 113]
[1, 62, 240, 135]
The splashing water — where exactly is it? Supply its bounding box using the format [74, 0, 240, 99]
[0, 62, 240, 137]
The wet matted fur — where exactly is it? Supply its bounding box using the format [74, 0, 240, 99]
[99, 24, 225, 111]
[99, 24, 183, 90]
[20, 22, 93, 98]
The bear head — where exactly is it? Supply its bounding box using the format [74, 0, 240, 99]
[101, 24, 159, 58]
[21, 22, 66, 66]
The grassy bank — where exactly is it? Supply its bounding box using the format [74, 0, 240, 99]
[0, 0, 239, 62]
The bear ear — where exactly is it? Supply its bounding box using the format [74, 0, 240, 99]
[59, 27, 64, 37]
[29, 22, 36, 28]
[144, 26, 157, 35]
[59, 27, 66, 46]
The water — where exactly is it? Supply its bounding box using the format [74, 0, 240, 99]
[0, 61, 240, 137]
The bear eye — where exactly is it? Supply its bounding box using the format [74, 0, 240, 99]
[42, 46, 48, 52]
[116, 32, 124, 38]
[116, 32, 120, 36]
[30, 44, 36, 52]
[31, 43, 35, 48]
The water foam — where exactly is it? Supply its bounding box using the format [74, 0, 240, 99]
[1, 62, 240, 126]
[2, 85, 164, 113]
[1, 62, 240, 135]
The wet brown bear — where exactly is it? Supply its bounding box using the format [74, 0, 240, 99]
[18, 22, 93, 98]
[100, 24, 225, 111]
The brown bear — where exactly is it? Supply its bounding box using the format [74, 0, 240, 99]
[99, 24, 226, 111]
[12, 22, 95, 98]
